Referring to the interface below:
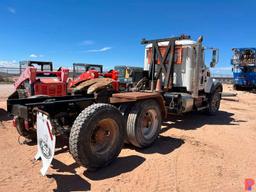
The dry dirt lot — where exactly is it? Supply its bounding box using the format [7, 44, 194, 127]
[0, 84, 256, 192]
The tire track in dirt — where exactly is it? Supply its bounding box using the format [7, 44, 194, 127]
[168, 134, 225, 192]
[1, 84, 256, 192]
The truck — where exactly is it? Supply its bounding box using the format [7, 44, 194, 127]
[231, 48, 256, 90]
[7, 35, 222, 172]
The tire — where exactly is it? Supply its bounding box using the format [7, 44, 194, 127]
[118, 103, 133, 143]
[15, 117, 36, 140]
[206, 88, 221, 115]
[126, 100, 162, 148]
[15, 95, 49, 140]
[69, 103, 125, 170]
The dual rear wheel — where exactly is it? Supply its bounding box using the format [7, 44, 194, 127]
[69, 100, 162, 170]
[126, 100, 162, 148]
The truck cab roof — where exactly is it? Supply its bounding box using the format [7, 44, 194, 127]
[145, 39, 197, 48]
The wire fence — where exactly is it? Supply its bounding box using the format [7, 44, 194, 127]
[0, 67, 72, 76]
[0, 67, 234, 84]
[0, 67, 22, 76]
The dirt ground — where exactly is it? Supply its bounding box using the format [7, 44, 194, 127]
[0, 84, 255, 192]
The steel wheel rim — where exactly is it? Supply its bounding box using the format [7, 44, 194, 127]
[140, 109, 159, 140]
[90, 118, 118, 155]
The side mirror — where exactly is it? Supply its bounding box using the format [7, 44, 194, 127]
[210, 49, 219, 68]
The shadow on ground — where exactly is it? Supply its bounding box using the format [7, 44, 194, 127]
[84, 155, 145, 180]
[48, 159, 90, 191]
[47, 173, 91, 192]
[51, 159, 79, 174]
[0, 108, 12, 121]
[50, 136, 182, 182]
[161, 110, 241, 133]
[134, 136, 184, 155]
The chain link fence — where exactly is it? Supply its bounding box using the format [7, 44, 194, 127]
[0, 67, 234, 84]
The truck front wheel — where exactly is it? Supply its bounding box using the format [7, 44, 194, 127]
[69, 103, 124, 170]
[206, 88, 221, 115]
[126, 100, 162, 148]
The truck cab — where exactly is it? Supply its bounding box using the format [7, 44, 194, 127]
[142, 35, 222, 114]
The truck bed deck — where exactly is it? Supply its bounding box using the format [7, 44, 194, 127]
[7, 95, 95, 120]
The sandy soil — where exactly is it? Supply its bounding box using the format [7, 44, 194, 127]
[0, 84, 15, 101]
[0, 84, 256, 192]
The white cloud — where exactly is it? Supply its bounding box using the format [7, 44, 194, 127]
[29, 54, 44, 58]
[80, 40, 94, 46]
[0, 60, 18, 68]
[7, 7, 16, 14]
[86, 47, 112, 53]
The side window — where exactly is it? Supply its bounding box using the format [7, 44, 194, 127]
[75, 66, 86, 75]
[42, 64, 51, 71]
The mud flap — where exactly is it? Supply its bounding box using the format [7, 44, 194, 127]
[35, 112, 56, 176]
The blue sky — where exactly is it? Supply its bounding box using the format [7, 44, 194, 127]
[0, 0, 256, 74]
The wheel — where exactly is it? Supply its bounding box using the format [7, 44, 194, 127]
[126, 100, 162, 148]
[118, 103, 133, 143]
[15, 95, 49, 140]
[206, 88, 221, 115]
[15, 117, 36, 139]
[69, 103, 125, 170]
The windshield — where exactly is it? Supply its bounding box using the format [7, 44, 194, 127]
[74, 65, 87, 75]
[87, 66, 102, 72]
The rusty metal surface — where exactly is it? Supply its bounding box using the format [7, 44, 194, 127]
[112, 91, 161, 100]
[87, 78, 113, 94]
[110, 97, 136, 104]
[73, 78, 113, 94]
[111, 91, 167, 118]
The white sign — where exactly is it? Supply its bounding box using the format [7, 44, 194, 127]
[35, 112, 56, 176]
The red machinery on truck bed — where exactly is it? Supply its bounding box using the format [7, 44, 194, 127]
[68, 63, 119, 92]
[10, 61, 69, 99]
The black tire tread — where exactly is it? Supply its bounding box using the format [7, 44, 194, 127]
[69, 103, 124, 169]
[126, 99, 161, 148]
[206, 87, 222, 115]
